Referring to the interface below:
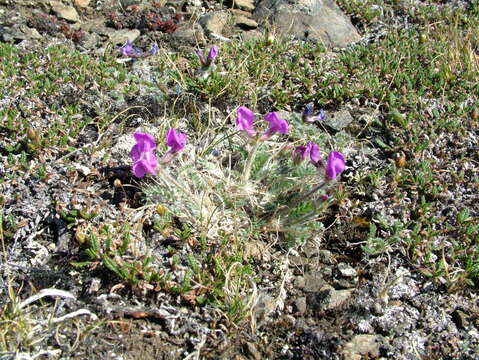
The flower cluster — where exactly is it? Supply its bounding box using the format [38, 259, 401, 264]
[234, 105, 345, 192]
[293, 141, 321, 167]
[130, 129, 186, 178]
[294, 142, 345, 181]
[236, 106, 289, 141]
[195, 45, 219, 68]
[119, 40, 159, 59]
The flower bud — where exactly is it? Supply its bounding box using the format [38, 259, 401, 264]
[156, 204, 167, 216]
[27, 127, 39, 142]
[75, 229, 86, 244]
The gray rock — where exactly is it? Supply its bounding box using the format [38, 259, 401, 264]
[243, 342, 261, 360]
[307, 285, 353, 312]
[294, 297, 307, 315]
[317, 249, 334, 264]
[49, 1, 80, 22]
[186, 0, 202, 6]
[254, 0, 360, 47]
[108, 29, 141, 45]
[1, 24, 41, 42]
[74, 0, 91, 8]
[199, 11, 230, 35]
[80, 31, 100, 50]
[341, 335, 381, 360]
[240, 30, 262, 41]
[302, 271, 327, 292]
[322, 109, 354, 131]
[289, 255, 309, 267]
[374, 304, 420, 335]
[82, 18, 109, 35]
[235, 15, 258, 29]
[294, 276, 305, 288]
[172, 23, 205, 45]
[255, 293, 276, 320]
[337, 262, 357, 277]
[233, 0, 255, 11]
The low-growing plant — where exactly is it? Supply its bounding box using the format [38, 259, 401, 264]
[132, 105, 345, 245]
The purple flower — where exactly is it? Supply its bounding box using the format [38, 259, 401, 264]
[302, 103, 325, 123]
[261, 112, 289, 140]
[317, 109, 325, 122]
[131, 132, 158, 178]
[120, 40, 142, 58]
[293, 142, 321, 166]
[195, 45, 219, 67]
[321, 194, 329, 201]
[325, 151, 345, 180]
[236, 106, 256, 137]
[207, 45, 219, 62]
[166, 128, 187, 153]
[149, 43, 160, 56]
[120, 40, 159, 58]
[194, 48, 205, 64]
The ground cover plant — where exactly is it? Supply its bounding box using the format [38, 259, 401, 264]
[0, 0, 478, 358]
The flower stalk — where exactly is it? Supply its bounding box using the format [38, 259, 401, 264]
[241, 139, 261, 184]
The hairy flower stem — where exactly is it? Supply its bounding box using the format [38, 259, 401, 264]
[269, 181, 328, 221]
[288, 181, 327, 208]
[241, 140, 261, 184]
[156, 166, 201, 208]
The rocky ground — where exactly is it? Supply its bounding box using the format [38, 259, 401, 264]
[0, 0, 478, 359]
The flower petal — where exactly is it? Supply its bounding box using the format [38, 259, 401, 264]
[130, 143, 142, 162]
[133, 132, 157, 150]
[132, 161, 147, 178]
[166, 128, 187, 152]
[207, 45, 219, 61]
[325, 151, 345, 180]
[141, 154, 158, 174]
[308, 142, 321, 165]
[236, 106, 256, 136]
[131, 132, 158, 178]
[264, 112, 288, 134]
[194, 48, 205, 65]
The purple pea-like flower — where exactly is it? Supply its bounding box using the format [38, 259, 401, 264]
[149, 43, 160, 56]
[317, 109, 325, 122]
[293, 142, 321, 166]
[120, 40, 159, 58]
[236, 106, 256, 137]
[325, 151, 346, 180]
[302, 103, 325, 123]
[166, 128, 187, 153]
[207, 45, 219, 62]
[120, 40, 142, 58]
[131, 132, 158, 178]
[261, 112, 288, 140]
[195, 45, 219, 67]
[194, 48, 205, 64]
[160, 128, 187, 164]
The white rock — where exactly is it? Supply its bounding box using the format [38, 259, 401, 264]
[50, 1, 79, 22]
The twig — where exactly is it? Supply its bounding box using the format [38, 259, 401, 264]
[51, 309, 98, 324]
[19, 288, 75, 309]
